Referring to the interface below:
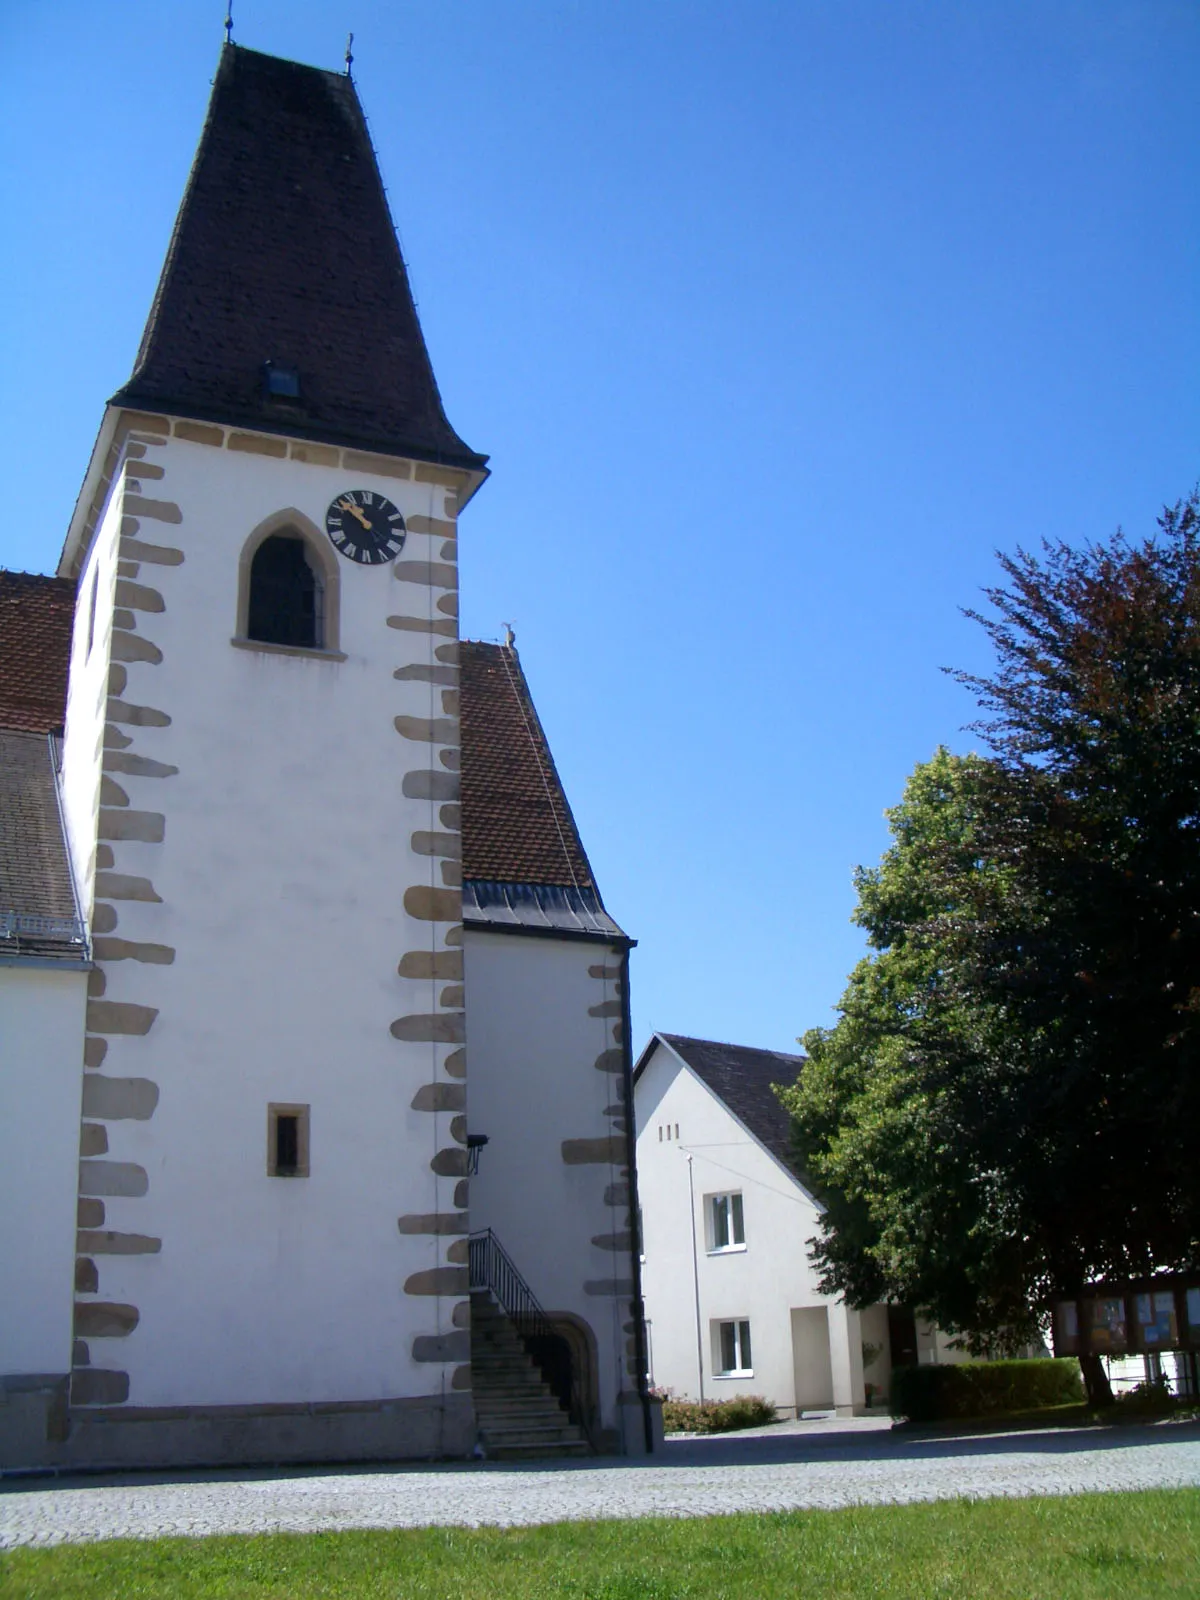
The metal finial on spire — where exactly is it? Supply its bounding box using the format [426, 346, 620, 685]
[344, 32, 354, 75]
[224, 2, 233, 41]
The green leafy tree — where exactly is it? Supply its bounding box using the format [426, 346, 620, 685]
[784, 497, 1200, 1400]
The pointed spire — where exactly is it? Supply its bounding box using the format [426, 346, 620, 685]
[111, 45, 485, 471]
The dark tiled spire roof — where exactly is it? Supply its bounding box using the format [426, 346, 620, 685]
[458, 641, 599, 891]
[112, 45, 485, 470]
[0, 572, 75, 735]
[650, 1034, 807, 1175]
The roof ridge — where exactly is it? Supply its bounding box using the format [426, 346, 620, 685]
[659, 1030, 806, 1061]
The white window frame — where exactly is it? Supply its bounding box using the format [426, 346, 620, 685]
[714, 1318, 753, 1378]
[706, 1191, 746, 1254]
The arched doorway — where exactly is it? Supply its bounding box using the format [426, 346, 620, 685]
[528, 1314, 599, 1434]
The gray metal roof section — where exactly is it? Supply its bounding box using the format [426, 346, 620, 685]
[0, 731, 88, 962]
[463, 879, 629, 942]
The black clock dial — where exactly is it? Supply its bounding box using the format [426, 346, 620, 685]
[325, 489, 407, 565]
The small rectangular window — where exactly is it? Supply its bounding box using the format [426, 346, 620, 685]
[708, 1192, 745, 1252]
[268, 1103, 310, 1177]
[716, 1318, 752, 1375]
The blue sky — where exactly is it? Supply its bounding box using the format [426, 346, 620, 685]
[2, 1, 1197, 1054]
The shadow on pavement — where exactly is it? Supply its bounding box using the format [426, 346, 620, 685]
[3, 1417, 1198, 1495]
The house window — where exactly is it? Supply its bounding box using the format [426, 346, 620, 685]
[267, 1103, 310, 1177]
[708, 1192, 745, 1252]
[247, 535, 323, 649]
[716, 1319, 753, 1376]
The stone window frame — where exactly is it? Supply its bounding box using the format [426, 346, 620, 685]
[267, 1102, 311, 1178]
[233, 508, 345, 660]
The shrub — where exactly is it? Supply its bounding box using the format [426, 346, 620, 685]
[659, 1392, 777, 1434]
[890, 1358, 1084, 1422]
[1113, 1379, 1177, 1416]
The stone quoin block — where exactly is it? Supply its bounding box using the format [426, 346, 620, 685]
[81, 1075, 160, 1121]
[85, 1000, 158, 1036]
[402, 770, 459, 802]
[390, 1012, 466, 1045]
[410, 1082, 466, 1113]
[562, 1137, 626, 1165]
[397, 950, 462, 980]
[403, 1267, 469, 1296]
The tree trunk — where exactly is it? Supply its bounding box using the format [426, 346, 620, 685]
[1079, 1351, 1114, 1407]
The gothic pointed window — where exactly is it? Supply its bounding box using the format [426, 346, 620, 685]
[246, 533, 324, 649]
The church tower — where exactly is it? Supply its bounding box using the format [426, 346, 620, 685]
[54, 44, 488, 1462]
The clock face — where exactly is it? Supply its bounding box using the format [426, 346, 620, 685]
[325, 489, 407, 565]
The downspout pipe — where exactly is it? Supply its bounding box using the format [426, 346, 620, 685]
[618, 942, 654, 1453]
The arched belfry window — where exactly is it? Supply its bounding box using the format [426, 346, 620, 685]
[248, 534, 322, 648]
[235, 510, 341, 656]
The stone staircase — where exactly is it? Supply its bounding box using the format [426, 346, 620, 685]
[470, 1290, 591, 1460]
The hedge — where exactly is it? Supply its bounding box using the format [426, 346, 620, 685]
[660, 1394, 777, 1434]
[889, 1358, 1084, 1422]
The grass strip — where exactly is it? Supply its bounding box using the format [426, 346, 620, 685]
[2, 1488, 1197, 1599]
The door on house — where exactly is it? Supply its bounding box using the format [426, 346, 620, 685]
[791, 1306, 835, 1412]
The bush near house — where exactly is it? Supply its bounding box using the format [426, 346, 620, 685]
[890, 1358, 1084, 1421]
[659, 1392, 777, 1433]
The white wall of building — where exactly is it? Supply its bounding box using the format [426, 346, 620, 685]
[61, 483, 123, 911]
[69, 424, 469, 1408]
[0, 966, 88, 1376]
[464, 928, 634, 1442]
[635, 1039, 871, 1416]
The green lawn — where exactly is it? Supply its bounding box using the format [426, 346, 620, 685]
[2, 1490, 1197, 1599]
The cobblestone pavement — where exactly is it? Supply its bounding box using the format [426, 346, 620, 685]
[3, 1417, 1199, 1548]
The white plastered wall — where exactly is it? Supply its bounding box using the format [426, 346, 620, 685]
[635, 1040, 870, 1416]
[0, 967, 88, 1375]
[72, 426, 468, 1408]
[463, 928, 633, 1442]
[61, 483, 123, 911]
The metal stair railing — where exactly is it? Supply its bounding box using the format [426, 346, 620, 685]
[469, 1227, 597, 1450]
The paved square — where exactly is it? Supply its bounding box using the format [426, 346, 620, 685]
[3, 1417, 1199, 1548]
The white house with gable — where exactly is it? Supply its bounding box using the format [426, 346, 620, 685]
[635, 1034, 900, 1416]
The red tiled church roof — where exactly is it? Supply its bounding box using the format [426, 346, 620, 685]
[458, 641, 597, 889]
[0, 572, 75, 735]
[112, 45, 485, 472]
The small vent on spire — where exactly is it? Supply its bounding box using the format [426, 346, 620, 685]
[263, 361, 301, 400]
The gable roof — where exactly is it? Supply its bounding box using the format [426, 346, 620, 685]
[0, 572, 75, 736]
[641, 1033, 806, 1175]
[111, 44, 485, 471]
[0, 730, 87, 961]
[458, 641, 599, 891]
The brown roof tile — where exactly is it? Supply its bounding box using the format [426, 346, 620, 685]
[113, 45, 485, 471]
[459, 641, 598, 890]
[0, 572, 75, 735]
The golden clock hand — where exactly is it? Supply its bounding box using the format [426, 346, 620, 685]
[338, 499, 372, 531]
